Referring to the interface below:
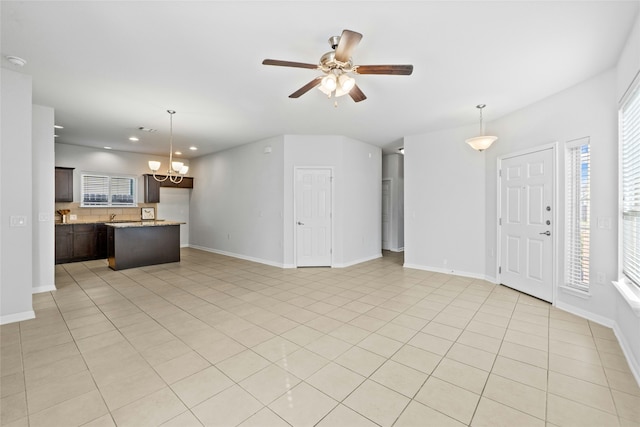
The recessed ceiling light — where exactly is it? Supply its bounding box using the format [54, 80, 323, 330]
[174, 151, 182, 155]
[189, 146, 198, 151]
[129, 137, 139, 141]
[104, 146, 112, 150]
[5, 55, 27, 67]
[54, 125, 64, 129]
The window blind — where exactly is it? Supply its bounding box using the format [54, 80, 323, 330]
[82, 175, 109, 206]
[622, 84, 640, 288]
[110, 176, 135, 205]
[566, 139, 590, 292]
[81, 174, 136, 207]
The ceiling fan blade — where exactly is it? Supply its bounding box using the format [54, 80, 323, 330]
[355, 65, 414, 75]
[349, 84, 367, 103]
[262, 59, 319, 70]
[289, 77, 323, 98]
[334, 29, 363, 63]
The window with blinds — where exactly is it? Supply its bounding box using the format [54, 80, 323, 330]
[622, 83, 640, 288]
[81, 173, 136, 207]
[565, 138, 590, 293]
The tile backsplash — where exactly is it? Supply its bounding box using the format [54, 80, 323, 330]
[54, 202, 158, 223]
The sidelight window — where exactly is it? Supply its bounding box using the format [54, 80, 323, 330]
[565, 138, 590, 293]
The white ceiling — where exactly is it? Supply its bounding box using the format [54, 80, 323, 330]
[2, 1, 638, 157]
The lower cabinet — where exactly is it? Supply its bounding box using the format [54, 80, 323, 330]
[55, 225, 74, 263]
[55, 223, 108, 264]
[96, 224, 108, 259]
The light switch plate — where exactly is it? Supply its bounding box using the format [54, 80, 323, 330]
[10, 216, 27, 227]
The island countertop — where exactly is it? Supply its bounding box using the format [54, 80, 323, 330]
[104, 220, 185, 228]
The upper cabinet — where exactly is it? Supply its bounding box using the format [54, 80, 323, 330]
[55, 167, 74, 202]
[143, 174, 193, 203]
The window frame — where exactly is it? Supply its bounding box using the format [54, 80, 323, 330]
[620, 80, 640, 289]
[80, 172, 137, 208]
[564, 137, 591, 294]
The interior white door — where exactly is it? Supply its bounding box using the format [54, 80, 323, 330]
[499, 147, 554, 302]
[295, 168, 332, 267]
[382, 179, 391, 250]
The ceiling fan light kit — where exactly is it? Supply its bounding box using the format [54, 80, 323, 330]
[262, 29, 413, 103]
[148, 110, 189, 184]
[466, 104, 498, 151]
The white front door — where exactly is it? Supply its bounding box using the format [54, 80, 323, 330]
[499, 147, 555, 302]
[295, 168, 332, 267]
[382, 179, 391, 250]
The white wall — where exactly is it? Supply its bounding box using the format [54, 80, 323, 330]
[404, 126, 487, 279]
[338, 137, 382, 266]
[189, 134, 381, 268]
[485, 70, 619, 322]
[32, 105, 55, 293]
[189, 136, 286, 266]
[613, 12, 640, 385]
[0, 69, 35, 324]
[283, 135, 381, 268]
[382, 153, 404, 252]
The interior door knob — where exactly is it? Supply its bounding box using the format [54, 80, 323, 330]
[539, 231, 551, 236]
[297, 221, 304, 225]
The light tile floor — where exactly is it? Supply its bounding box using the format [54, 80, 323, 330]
[1, 249, 640, 426]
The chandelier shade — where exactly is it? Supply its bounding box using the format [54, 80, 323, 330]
[466, 104, 498, 152]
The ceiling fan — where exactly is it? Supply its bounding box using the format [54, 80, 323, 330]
[262, 29, 413, 103]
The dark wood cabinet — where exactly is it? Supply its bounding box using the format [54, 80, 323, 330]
[143, 174, 193, 203]
[96, 224, 108, 259]
[144, 175, 162, 203]
[72, 224, 97, 259]
[55, 225, 74, 263]
[108, 224, 180, 270]
[55, 167, 74, 202]
[55, 223, 109, 264]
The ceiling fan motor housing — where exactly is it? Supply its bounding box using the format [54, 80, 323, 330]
[329, 35, 341, 49]
[319, 51, 352, 71]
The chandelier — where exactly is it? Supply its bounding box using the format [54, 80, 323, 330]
[148, 110, 189, 184]
[466, 104, 498, 151]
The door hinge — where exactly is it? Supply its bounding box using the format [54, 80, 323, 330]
[499, 169, 502, 177]
[499, 218, 502, 226]
[499, 266, 502, 274]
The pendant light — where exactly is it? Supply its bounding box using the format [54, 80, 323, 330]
[148, 110, 189, 184]
[466, 104, 498, 151]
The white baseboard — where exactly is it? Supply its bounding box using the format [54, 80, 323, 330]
[333, 253, 382, 268]
[0, 310, 35, 325]
[188, 245, 288, 268]
[390, 247, 404, 253]
[32, 284, 56, 294]
[403, 263, 488, 281]
[553, 300, 614, 328]
[612, 322, 640, 388]
[188, 245, 382, 269]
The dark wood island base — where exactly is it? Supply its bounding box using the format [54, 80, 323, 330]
[106, 221, 183, 270]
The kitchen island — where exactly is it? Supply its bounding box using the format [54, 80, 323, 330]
[106, 221, 184, 270]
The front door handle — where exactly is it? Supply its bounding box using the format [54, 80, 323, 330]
[297, 221, 304, 225]
[539, 231, 551, 236]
